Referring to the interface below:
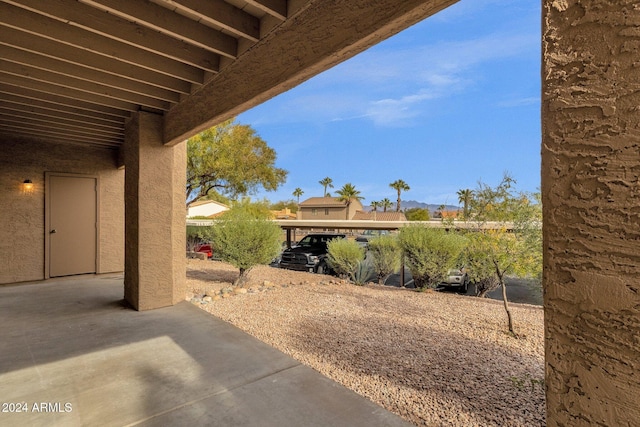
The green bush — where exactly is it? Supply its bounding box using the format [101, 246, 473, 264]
[398, 225, 466, 289]
[367, 235, 401, 284]
[207, 206, 281, 286]
[327, 238, 365, 281]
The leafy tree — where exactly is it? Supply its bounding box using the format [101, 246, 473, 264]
[398, 225, 466, 289]
[327, 238, 365, 281]
[292, 187, 304, 205]
[457, 188, 473, 219]
[336, 183, 363, 219]
[464, 173, 542, 335]
[206, 202, 281, 286]
[186, 119, 287, 206]
[367, 235, 401, 284]
[198, 190, 231, 206]
[380, 198, 393, 212]
[270, 199, 298, 213]
[319, 177, 334, 197]
[405, 207, 430, 221]
[389, 179, 410, 212]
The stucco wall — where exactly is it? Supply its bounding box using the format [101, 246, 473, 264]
[124, 112, 186, 310]
[0, 137, 124, 284]
[543, 1, 640, 425]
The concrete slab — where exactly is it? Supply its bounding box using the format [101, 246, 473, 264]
[0, 275, 410, 427]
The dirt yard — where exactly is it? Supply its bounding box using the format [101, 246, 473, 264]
[186, 259, 545, 427]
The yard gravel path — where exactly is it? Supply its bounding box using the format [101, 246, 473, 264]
[186, 259, 545, 427]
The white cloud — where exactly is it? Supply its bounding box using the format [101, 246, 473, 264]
[497, 97, 540, 108]
[241, 23, 538, 128]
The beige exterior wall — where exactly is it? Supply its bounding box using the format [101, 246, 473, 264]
[543, 2, 640, 425]
[0, 137, 124, 284]
[299, 206, 347, 220]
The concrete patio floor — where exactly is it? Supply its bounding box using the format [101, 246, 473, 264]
[0, 275, 410, 427]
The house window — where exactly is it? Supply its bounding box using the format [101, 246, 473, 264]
[325, 208, 329, 215]
[312, 208, 317, 216]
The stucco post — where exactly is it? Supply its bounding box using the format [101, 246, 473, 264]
[123, 112, 186, 310]
[542, 1, 640, 425]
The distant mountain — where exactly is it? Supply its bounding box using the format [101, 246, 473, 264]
[363, 200, 460, 213]
[401, 200, 460, 212]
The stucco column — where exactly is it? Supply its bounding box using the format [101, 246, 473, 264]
[123, 111, 186, 310]
[543, 1, 640, 425]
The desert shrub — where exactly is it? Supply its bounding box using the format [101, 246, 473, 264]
[207, 205, 281, 286]
[352, 257, 376, 285]
[367, 235, 401, 284]
[398, 225, 466, 289]
[327, 238, 365, 280]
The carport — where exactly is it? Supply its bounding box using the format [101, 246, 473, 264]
[0, 1, 638, 425]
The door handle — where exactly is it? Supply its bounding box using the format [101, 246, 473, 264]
[50, 229, 57, 234]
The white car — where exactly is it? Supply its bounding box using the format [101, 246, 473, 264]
[442, 268, 469, 293]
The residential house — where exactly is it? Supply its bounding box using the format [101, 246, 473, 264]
[298, 197, 363, 220]
[187, 200, 229, 218]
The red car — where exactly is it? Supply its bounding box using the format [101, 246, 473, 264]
[195, 244, 213, 259]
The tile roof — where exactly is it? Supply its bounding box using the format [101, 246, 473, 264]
[188, 199, 230, 208]
[299, 197, 347, 207]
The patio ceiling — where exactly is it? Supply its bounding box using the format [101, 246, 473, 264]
[0, 0, 457, 149]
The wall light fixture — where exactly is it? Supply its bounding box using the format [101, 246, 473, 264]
[22, 179, 34, 195]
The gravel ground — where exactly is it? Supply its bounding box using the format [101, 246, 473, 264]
[186, 259, 545, 427]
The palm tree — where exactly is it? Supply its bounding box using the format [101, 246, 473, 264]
[380, 198, 393, 212]
[336, 183, 363, 219]
[457, 188, 473, 219]
[319, 177, 334, 197]
[292, 187, 303, 205]
[370, 201, 380, 212]
[389, 179, 410, 212]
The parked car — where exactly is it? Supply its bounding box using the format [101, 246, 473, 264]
[355, 230, 390, 248]
[441, 268, 469, 292]
[279, 233, 345, 274]
[195, 243, 213, 259]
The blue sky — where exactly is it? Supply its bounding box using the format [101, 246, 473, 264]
[238, 0, 540, 207]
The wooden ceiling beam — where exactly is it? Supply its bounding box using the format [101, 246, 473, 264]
[0, 100, 124, 130]
[0, 129, 122, 149]
[7, 0, 221, 73]
[0, 2, 205, 84]
[163, 0, 260, 42]
[1, 62, 172, 111]
[0, 121, 124, 145]
[79, 0, 238, 59]
[0, 27, 193, 94]
[0, 73, 139, 112]
[0, 45, 181, 104]
[0, 108, 124, 137]
[0, 86, 130, 120]
[244, 0, 287, 21]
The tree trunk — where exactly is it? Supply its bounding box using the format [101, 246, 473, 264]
[496, 267, 514, 335]
[234, 267, 249, 287]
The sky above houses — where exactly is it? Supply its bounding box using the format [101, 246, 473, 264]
[238, 0, 540, 207]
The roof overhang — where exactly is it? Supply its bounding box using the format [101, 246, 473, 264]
[1, 0, 458, 149]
